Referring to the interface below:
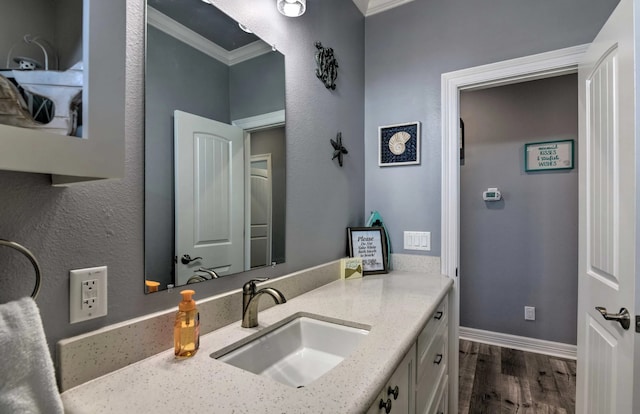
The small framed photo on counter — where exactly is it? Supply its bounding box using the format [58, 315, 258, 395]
[347, 227, 389, 275]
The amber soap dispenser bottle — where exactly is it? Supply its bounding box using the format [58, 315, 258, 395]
[174, 289, 200, 358]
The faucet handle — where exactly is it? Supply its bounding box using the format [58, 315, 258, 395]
[243, 278, 269, 293]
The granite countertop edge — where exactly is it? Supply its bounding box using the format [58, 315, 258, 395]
[61, 270, 453, 414]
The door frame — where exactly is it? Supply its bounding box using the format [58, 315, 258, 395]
[249, 153, 273, 269]
[232, 110, 285, 271]
[440, 44, 588, 413]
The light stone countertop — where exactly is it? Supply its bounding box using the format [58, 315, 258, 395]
[61, 270, 453, 414]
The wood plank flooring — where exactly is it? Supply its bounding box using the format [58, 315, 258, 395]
[459, 340, 576, 414]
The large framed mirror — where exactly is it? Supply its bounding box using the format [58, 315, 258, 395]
[0, 0, 124, 182]
[144, 0, 286, 292]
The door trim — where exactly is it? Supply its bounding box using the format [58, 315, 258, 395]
[440, 43, 588, 414]
[233, 113, 285, 272]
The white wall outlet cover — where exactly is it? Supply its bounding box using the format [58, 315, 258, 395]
[524, 306, 536, 321]
[70, 266, 108, 323]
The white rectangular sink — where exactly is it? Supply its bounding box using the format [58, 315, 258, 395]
[213, 315, 369, 388]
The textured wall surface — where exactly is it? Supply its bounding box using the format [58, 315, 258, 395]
[364, 0, 619, 257]
[460, 75, 578, 344]
[0, 0, 364, 356]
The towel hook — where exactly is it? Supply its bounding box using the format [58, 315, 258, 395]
[0, 239, 42, 299]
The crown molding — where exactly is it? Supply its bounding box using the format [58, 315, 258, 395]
[147, 7, 271, 66]
[352, 0, 416, 16]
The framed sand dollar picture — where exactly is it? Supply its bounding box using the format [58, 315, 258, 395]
[378, 121, 420, 166]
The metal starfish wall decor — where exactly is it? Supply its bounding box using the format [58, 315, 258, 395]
[315, 41, 338, 90]
[331, 132, 348, 167]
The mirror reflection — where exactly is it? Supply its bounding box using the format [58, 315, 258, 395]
[0, 0, 83, 137]
[144, 0, 286, 292]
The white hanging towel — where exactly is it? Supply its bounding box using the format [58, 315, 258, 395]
[0, 297, 64, 414]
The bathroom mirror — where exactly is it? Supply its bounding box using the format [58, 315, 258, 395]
[144, 0, 286, 292]
[0, 0, 124, 182]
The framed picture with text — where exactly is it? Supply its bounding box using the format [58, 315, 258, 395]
[525, 139, 574, 172]
[347, 227, 389, 275]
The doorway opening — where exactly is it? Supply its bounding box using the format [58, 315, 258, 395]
[440, 44, 588, 413]
[458, 74, 579, 413]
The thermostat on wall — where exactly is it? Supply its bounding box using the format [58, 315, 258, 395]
[483, 187, 502, 201]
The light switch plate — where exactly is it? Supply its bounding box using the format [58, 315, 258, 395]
[70, 266, 108, 323]
[403, 231, 431, 251]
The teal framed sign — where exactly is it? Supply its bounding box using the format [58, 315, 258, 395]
[525, 139, 574, 172]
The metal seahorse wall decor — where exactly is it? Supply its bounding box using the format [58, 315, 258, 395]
[315, 41, 338, 90]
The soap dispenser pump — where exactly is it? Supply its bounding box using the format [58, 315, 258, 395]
[174, 289, 200, 358]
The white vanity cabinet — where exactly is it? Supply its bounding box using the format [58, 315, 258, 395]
[415, 297, 448, 414]
[367, 343, 416, 414]
[367, 294, 449, 414]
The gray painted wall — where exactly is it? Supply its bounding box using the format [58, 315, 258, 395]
[0, 0, 81, 70]
[364, 0, 619, 257]
[460, 75, 578, 344]
[251, 126, 286, 264]
[145, 26, 231, 286]
[55, 0, 83, 69]
[1, 0, 56, 67]
[230, 51, 286, 121]
[0, 0, 364, 356]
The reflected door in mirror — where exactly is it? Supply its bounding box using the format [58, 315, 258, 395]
[174, 111, 244, 285]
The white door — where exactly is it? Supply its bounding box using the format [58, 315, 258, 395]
[576, 0, 636, 412]
[174, 110, 244, 285]
[249, 155, 272, 268]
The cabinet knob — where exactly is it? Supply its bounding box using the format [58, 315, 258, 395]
[434, 311, 443, 320]
[387, 385, 399, 400]
[434, 353, 443, 365]
[378, 398, 392, 414]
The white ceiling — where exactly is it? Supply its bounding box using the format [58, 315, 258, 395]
[351, 0, 415, 16]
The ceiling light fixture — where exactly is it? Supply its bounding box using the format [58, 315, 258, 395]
[238, 23, 252, 33]
[277, 0, 306, 17]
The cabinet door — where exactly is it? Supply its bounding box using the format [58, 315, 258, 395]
[368, 343, 416, 413]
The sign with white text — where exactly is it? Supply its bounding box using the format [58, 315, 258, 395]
[525, 140, 574, 172]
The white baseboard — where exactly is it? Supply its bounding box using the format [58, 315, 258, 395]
[459, 327, 577, 360]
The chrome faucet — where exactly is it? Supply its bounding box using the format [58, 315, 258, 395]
[197, 267, 219, 279]
[242, 278, 287, 328]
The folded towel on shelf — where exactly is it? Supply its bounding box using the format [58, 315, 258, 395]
[0, 297, 64, 414]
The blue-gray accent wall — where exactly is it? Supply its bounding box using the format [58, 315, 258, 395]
[460, 75, 578, 345]
[230, 52, 286, 121]
[364, 0, 619, 257]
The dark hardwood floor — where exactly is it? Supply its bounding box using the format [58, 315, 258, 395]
[458, 339, 577, 414]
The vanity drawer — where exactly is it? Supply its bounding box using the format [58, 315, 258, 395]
[415, 325, 448, 414]
[416, 298, 447, 362]
[428, 374, 448, 414]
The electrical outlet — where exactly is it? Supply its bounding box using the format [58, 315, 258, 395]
[70, 266, 108, 323]
[524, 306, 536, 321]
